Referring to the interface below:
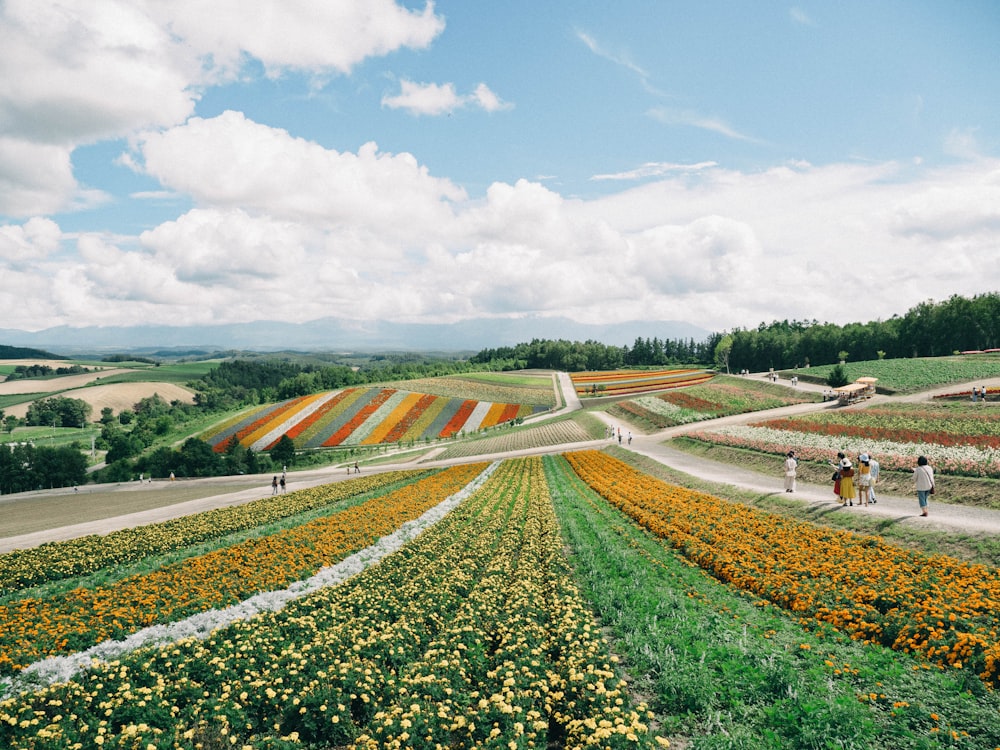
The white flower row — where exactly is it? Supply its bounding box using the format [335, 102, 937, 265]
[633, 395, 710, 424]
[460, 399, 497, 433]
[697, 425, 1000, 475]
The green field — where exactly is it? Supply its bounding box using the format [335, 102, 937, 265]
[788, 354, 1000, 393]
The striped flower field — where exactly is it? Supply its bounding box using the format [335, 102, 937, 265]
[571, 368, 714, 397]
[202, 387, 545, 452]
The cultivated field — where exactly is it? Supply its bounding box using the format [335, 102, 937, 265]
[3, 452, 1000, 748]
[4, 358, 1000, 747]
[0, 381, 196, 420]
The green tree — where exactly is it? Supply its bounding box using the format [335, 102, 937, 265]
[270, 434, 297, 467]
[178, 438, 222, 477]
[714, 334, 734, 374]
[827, 363, 850, 388]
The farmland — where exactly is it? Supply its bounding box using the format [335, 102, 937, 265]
[571, 368, 714, 397]
[788, 355, 1000, 394]
[683, 400, 1000, 481]
[3, 452, 1000, 748]
[4, 354, 1000, 747]
[201, 386, 547, 452]
[607, 374, 821, 430]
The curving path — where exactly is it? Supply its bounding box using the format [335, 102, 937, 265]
[3, 373, 1000, 553]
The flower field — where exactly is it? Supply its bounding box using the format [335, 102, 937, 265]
[685, 402, 1000, 477]
[382, 373, 557, 407]
[430, 418, 596, 461]
[0, 464, 486, 677]
[564, 450, 1000, 688]
[6, 448, 1000, 746]
[0, 470, 423, 596]
[202, 387, 545, 452]
[608, 375, 819, 429]
[571, 369, 714, 397]
[0, 457, 656, 749]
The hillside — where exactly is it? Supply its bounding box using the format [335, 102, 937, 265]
[0, 344, 64, 360]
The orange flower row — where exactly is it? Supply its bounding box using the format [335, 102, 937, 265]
[564, 450, 1000, 687]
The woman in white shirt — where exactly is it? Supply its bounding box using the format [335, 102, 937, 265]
[913, 455, 934, 517]
[783, 451, 798, 493]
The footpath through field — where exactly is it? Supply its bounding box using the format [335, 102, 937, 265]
[588, 374, 1000, 536]
[4, 373, 1000, 552]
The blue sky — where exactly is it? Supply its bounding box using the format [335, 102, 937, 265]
[1, 1, 999, 338]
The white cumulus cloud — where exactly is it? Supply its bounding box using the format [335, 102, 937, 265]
[382, 79, 510, 116]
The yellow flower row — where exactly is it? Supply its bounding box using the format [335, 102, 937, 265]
[564, 450, 1000, 687]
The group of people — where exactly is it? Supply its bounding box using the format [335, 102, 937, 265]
[270, 472, 286, 494]
[783, 450, 934, 517]
[827, 451, 879, 507]
[606, 426, 632, 445]
[972, 386, 990, 402]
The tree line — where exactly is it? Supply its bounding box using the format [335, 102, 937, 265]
[469, 336, 720, 372]
[0, 443, 88, 494]
[718, 292, 1000, 373]
[470, 293, 1000, 374]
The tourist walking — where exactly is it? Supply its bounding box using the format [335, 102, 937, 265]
[865, 452, 879, 504]
[830, 453, 854, 505]
[783, 450, 798, 493]
[271, 476, 279, 495]
[856, 454, 872, 507]
[914, 456, 934, 517]
[838, 458, 855, 506]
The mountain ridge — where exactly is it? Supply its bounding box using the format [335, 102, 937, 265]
[0, 316, 711, 355]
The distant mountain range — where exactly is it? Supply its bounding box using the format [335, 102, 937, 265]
[0, 316, 711, 356]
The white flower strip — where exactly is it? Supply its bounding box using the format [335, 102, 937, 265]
[694, 425, 1000, 475]
[248, 390, 340, 452]
[1, 461, 501, 698]
[460, 399, 495, 433]
[341, 389, 410, 446]
[632, 395, 710, 424]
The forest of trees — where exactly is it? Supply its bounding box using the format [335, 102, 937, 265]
[719, 292, 1000, 373]
[0, 443, 87, 494]
[469, 335, 720, 372]
[471, 293, 1000, 374]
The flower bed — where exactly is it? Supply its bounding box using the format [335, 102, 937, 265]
[0, 457, 656, 749]
[565, 450, 1000, 688]
[0, 464, 485, 675]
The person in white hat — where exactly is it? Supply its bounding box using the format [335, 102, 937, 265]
[838, 456, 855, 506]
[856, 454, 872, 507]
